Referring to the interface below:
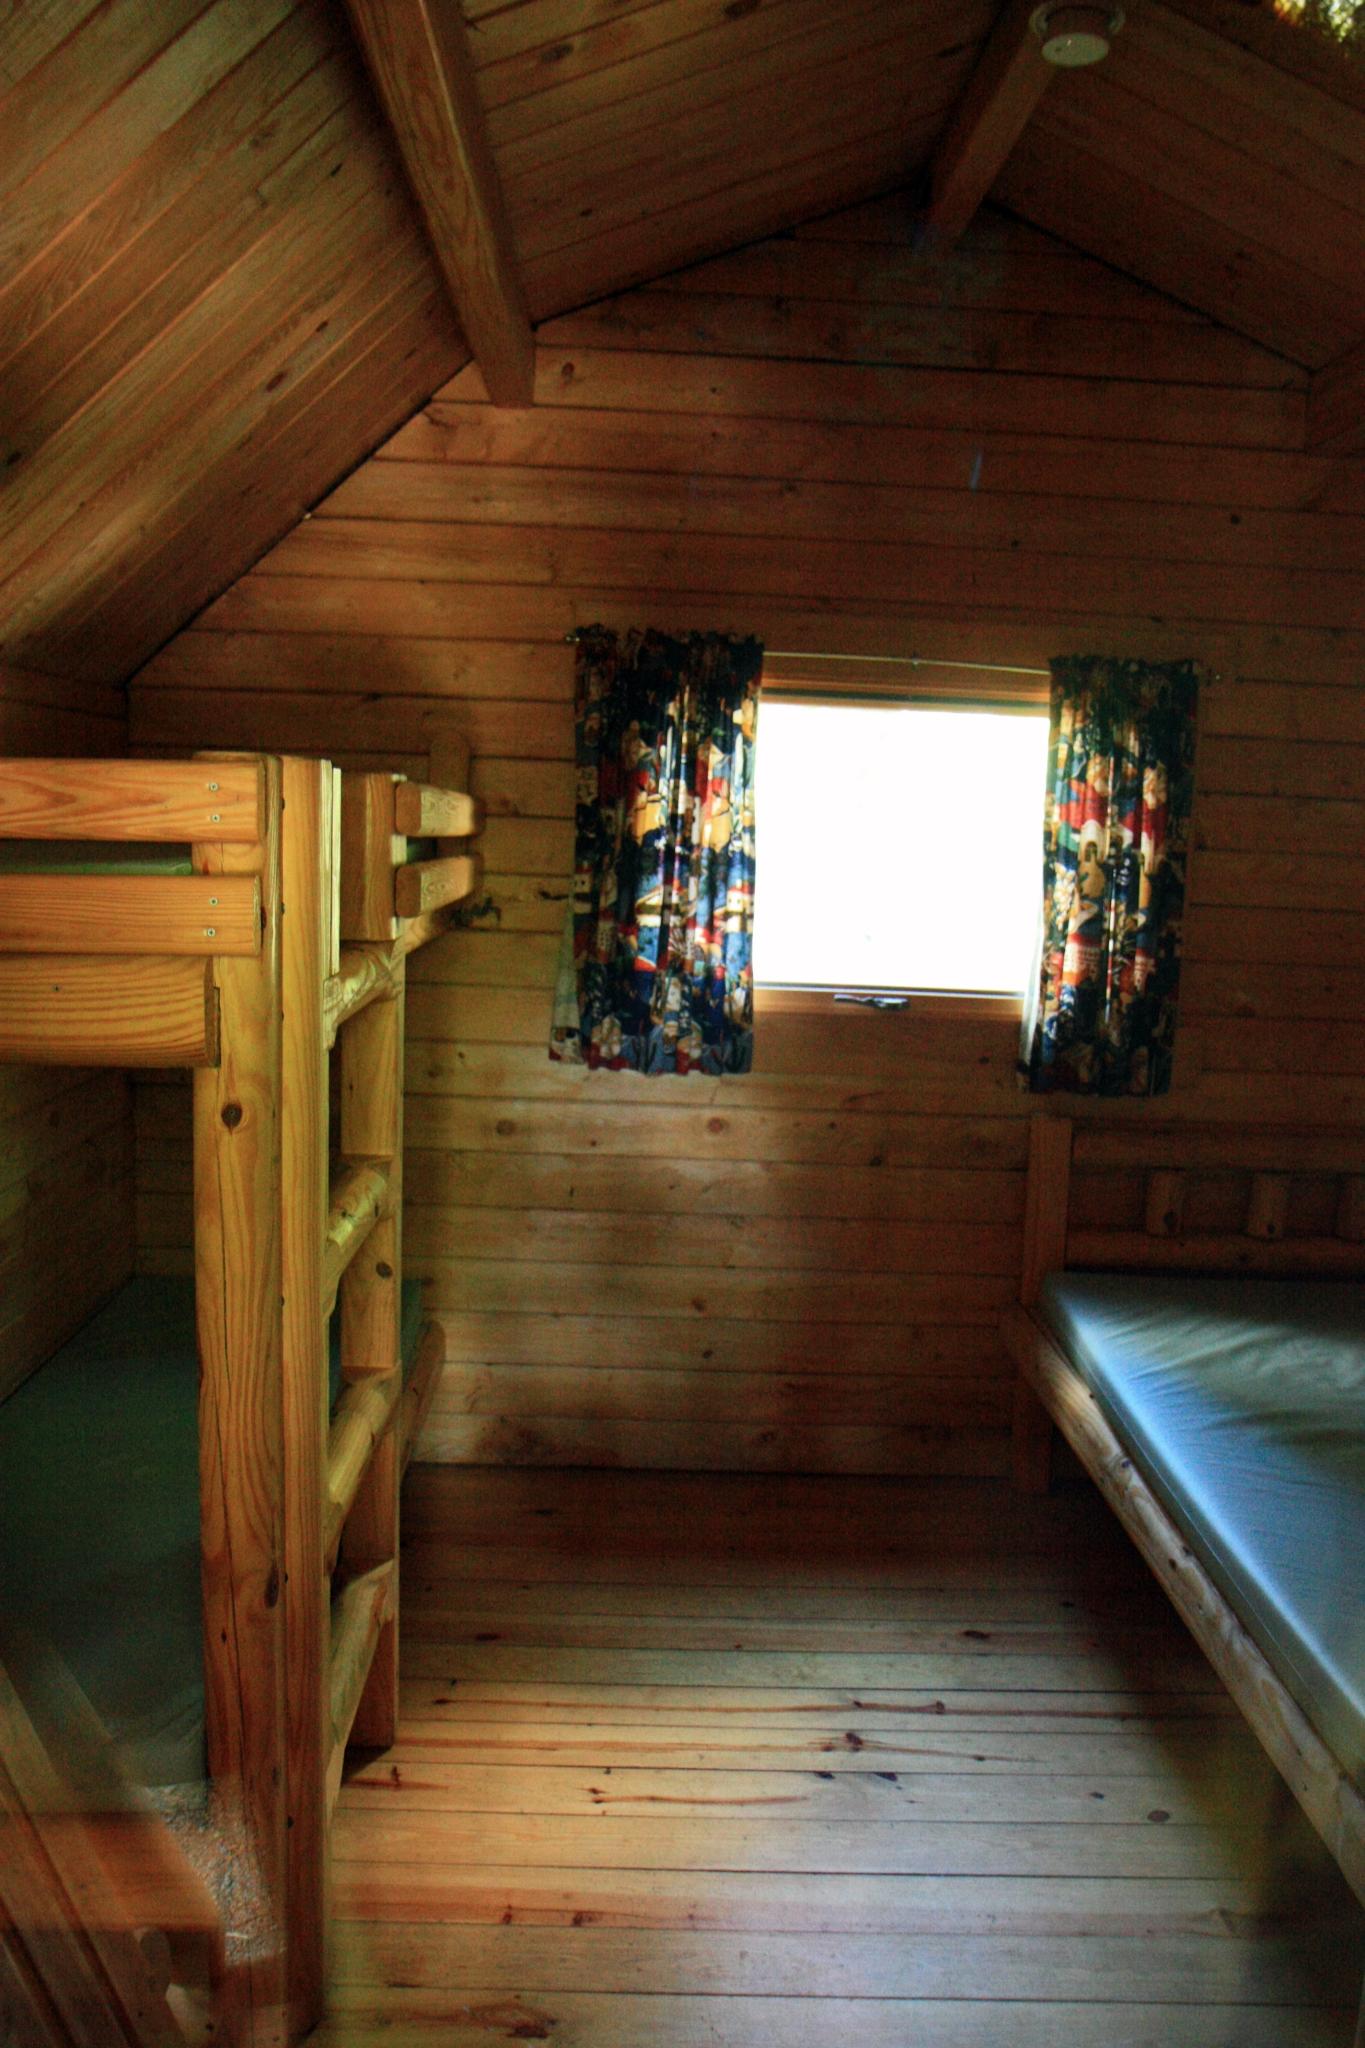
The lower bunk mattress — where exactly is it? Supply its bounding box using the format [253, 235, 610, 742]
[0, 1273, 426, 1788]
[1039, 1271, 1365, 1791]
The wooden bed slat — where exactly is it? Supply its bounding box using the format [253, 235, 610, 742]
[321, 1161, 392, 1321]
[1072, 1125, 1365, 1174]
[325, 944, 401, 1045]
[325, 910, 454, 1045]
[0, 760, 263, 844]
[327, 1563, 396, 1814]
[398, 1320, 444, 1477]
[324, 1368, 405, 1570]
[340, 774, 398, 942]
[395, 906, 456, 960]
[0, 875, 259, 956]
[0, 957, 217, 1066]
[1067, 1228, 1365, 1276]
[1002, 1303, 1365, 1911]
[393, 851, 481, 920]
[393, 780, 480, 838]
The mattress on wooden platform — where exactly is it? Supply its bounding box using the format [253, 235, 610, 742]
[1039, 1271, 1365, 1789]
[0, 1273, 427, 1789]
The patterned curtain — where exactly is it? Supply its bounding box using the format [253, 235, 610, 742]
[550, 625, 762, 1075]
[1021, 655, 1202, 1097]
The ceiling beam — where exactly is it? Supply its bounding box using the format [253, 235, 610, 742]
[344, 0, 534, 407]
[919, 0, 1056, 253]
[1307, 337, 1365, 455]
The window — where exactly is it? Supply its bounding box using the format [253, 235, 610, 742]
[752, 697, 1049, 999]
[1272, 0, 1365, 58]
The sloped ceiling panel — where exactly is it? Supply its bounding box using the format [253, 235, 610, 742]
[466, 0, 999, 318]
[0, 0, 1011, 689]
[4, 0, 1365, 692]
[994, 0, 1365, 370]
[0, 0, 467, 687]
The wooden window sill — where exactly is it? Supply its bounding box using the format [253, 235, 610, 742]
[755, 986, 1022, 1022]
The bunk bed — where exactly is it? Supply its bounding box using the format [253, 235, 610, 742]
[1003, 1117, 1365, 2025]
[0, 751, 481, 2046]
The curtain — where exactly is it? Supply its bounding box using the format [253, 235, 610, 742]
[1021, 655, 1201, 1097]
[550, 625, 762, 1075]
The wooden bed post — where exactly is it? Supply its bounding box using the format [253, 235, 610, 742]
[278, 759, 335, 2037]
[337, 978, 405, 1749]
[1012, 1115, 1072, 1493]
[192, 756, 288, 2046]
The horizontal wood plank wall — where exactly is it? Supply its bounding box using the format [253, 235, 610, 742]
[130, 200, 1365, 1478]
[0, 675, 134, 1396]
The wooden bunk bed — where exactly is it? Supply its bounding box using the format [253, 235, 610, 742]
[0, 751, 481, 2045]
[1003, 1116, 1365, 2036]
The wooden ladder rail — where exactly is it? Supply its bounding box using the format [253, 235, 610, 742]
[331, 970, 405, 1757]
[317, 758, 479, 1792]
[192, 754, 291, 2048]
[303, 758, 474, 2015]
[324, 1322, 444, 1571]
[276, 758, 336, 2041]
[275, 759, 435, 2036]
[315, 968, 407, 1841]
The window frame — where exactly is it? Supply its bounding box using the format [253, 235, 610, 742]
[753, 665, 1049, 1019]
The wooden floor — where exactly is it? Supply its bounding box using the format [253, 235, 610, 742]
[318, 1468, 1364, 2046]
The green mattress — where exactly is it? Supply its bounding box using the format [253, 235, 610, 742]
[1040, 1272, 1365, 1791]
[0, 837, 437, 875]
[0, 1273, 425, 1788]
[0, 840, 194, 874]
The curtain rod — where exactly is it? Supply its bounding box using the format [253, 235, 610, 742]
[766, 651, 1050, 676]
[562, 633, 1048, 677]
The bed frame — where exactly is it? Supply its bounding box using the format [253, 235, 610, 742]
[0, 749, 481, 2045]
[1003, 1116, 1365, 1970]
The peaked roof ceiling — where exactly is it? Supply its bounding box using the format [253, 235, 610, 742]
[3, 0, 1363, 690]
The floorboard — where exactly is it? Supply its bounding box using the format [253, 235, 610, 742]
[318, 1469, 1363, 2045]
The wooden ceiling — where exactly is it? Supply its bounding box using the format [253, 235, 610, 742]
[2, 0, 1363, 690]
[998, 1, 1365, 371]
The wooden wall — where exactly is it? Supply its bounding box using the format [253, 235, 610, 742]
[1, 669, 134, 1397]
[129, 199, 1365, 1477]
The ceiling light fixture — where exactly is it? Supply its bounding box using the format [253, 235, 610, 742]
[1030, 4, 1125, 65]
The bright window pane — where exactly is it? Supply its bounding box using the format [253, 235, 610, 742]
[752, 700, 1049, 994]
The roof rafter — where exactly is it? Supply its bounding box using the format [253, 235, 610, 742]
[918, 0, 1056, 254]
[343, 0, 535, 408]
